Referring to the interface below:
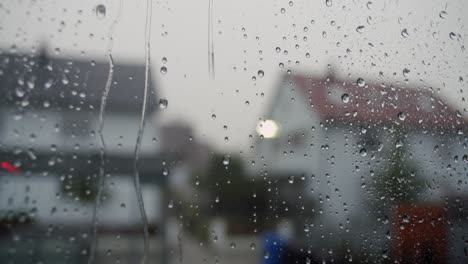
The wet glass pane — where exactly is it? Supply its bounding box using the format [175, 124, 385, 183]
[1, 0, 467, 264]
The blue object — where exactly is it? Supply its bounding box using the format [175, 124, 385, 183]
[261, 232, 287, 264]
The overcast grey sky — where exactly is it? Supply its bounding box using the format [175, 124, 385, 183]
[1, 0, 467, 152]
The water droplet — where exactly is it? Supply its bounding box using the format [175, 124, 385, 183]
[258, 70, 264, 77]
[250, 243, 256, 250]
[395, 139, 403, 148]
[162, 57, 167, 64]
[160, 66, 167, 75]
[357, 78, 366, 87]
[401, 28, 409, 38]
[360, 148, 367, 157]
[264, 251, 270, 259]
[341, 93, 349, 103]
[356, 25, 365, 33]
[402, 68, 410, 77]
[439, 11, 447, 19]
[288, 175, 294, 184]
[15, 87, 25, 98]
[159, 99, 168, 109]
[95, 4, 106, 19]
[168, 200, 174, 209]
[222, 155, 230, 165]
[325, 0, 332, 7]
[397, 111, 406, 121]
[230, 242, 236, 249]
[449, 32, 457, 40]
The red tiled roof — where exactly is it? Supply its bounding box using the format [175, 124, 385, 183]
[289, 74, 467, 131]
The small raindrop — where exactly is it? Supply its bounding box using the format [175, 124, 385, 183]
[288, 176, 294, 184]
[264, 251, 270, 259]
[357, 78, 366, 87]
[222, 155, 230, 165]
[250, 243, 256, 250]
[356, 25, 365, 33]
[160, 66, 168, 75]
[449, 32, 457, 40]
[159, 99, 168, 109]
[168, 200, 174, 209]
[360, 148, 367, 157]
[401, 28, 409, 38]
[341, 93, 350, 103]
[439, 11, 447, 19]
[398, 111, 406, 121]
[95, 4, 106, 19]
[402, 68, 410, 77]
[325, 0, 332, 7]
[258, 70, 264, 77]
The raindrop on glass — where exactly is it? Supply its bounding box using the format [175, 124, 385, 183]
[357, 78, 366, 87]
[449, 32, 457, 40]
[397, 111, 406, 121]
[402, 68, 410, 77]
[439, 11, 447, 19]
[250, 243, 256, 250]
[159, 99, 168, 109]
[95, 4, 106, 19]
[356, 25, 365, 33]
[401, 28, 409, 38]
[360, 148, 367, 157]
[222, 155, 230, 165]
[341, 93, 350, 103]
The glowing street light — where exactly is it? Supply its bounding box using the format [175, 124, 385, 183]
[256, 119, 279, 138]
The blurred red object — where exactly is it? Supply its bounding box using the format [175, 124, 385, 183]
[392, 204, 447, 264]
[1, 161, 20, 174]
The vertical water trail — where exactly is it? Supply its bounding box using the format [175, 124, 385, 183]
[208, 0, 215, 79]
[134, 0, 152, 263]
[88, 1, 122, 264]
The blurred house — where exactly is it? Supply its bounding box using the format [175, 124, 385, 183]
[250, 70, 468, 262]
[0, 47, 167, 263]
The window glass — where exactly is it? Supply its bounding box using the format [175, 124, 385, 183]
[0, 1, 467, 264]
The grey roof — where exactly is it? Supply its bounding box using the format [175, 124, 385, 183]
[0, 48, 159, 114]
